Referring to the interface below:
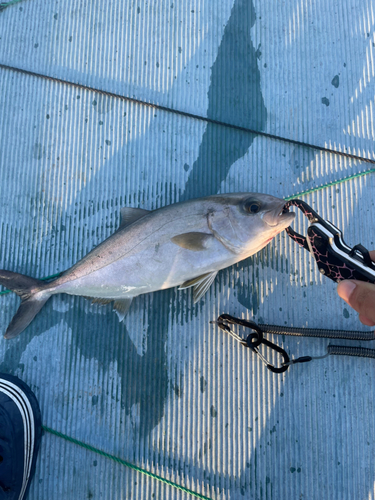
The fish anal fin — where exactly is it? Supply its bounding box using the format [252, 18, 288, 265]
[113, 298, 133, 322]
[178, 271, 218, 303]
[84, 297, 113, 305]
[171, 232, 214, 251]
[119, 208, 150, 229]
[85, 296, 133, 320]
[92, 298, 113, 305]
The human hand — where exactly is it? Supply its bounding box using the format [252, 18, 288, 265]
[337, 251, 375, 326]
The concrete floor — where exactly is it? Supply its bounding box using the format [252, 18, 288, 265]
[0, 1, 375, 498]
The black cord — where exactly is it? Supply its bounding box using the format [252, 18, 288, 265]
[327, 345, 375, 359]
[259, 324, 375, 341]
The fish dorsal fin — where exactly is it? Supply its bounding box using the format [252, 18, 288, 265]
[113, 298, 133, 322]
[171, 232, 214, 251]
[178, 271, 218, 303]
[119, 208, 150, 229]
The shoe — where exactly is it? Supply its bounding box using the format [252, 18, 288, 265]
[0, 374, 42, 500]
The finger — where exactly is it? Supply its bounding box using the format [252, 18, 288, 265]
[337, 280, 375, 323]
[358, 313, 375, 327]
[370, 250, 375, 262]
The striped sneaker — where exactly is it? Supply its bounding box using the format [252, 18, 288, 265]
[0, 374, 42, 500]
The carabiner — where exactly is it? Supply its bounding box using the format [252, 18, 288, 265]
[250, 337, 290, 374]
[211, 315, 290, 374]
[212, 314, 263, 347]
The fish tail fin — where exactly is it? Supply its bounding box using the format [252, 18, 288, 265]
[0, 270, 51, 339]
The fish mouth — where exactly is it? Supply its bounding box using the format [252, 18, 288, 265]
[262, 201, 296, 228]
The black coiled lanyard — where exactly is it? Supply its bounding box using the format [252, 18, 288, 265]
[211, 314, 375, 374]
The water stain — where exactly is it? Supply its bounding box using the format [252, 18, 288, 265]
[289, 146, 316, 175]
[236, 271, 259, 315]
[91, 93, 114, 115]
[75, 296, 169, 436]
[33, 143, 44, 161]
[0, 293, 169, 437]
[331, 75, 339, 88]
[200, 375, 207, 393]
[235, 245, 290, 315]
[198, 439, 212, 459]
[290, 467, 301, 473]
[180, 0, 267, 201]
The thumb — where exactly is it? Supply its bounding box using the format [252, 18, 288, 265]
[337, 280, 375, 326]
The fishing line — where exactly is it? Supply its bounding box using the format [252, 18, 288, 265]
[0, 0, 23, 11]
[0, 63, 374, 165]
[284, 167, 375, 200]
[42, 425, 212, 500]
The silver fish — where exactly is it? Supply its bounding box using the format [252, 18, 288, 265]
[0, 193, 295, 338]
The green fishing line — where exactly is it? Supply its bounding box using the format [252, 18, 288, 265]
[42, 426, 212, 500]
[284, 167, 375, 201]
[0, 0, 25, 11]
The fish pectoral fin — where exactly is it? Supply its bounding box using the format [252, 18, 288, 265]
[178, 271, 218, 303]
[171, 232, 214, 251]
[119, 207, 150, 229]
[113, 298, 133, 322]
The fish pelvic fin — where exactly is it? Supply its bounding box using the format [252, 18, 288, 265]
[0, 270, 51, 339]
[178, 271, 218, 303]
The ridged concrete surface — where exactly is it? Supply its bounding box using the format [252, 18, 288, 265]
[0, 1, 375, 499]
[1, 0, 374, 153]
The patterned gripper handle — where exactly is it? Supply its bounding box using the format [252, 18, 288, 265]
[308, 228, 374, 283]
[285, 227, 308, 249]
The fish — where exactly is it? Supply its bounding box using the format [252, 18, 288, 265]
[0, 193, 295, 339]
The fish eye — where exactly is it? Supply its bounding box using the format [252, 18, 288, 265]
[243, 200, 261, 214]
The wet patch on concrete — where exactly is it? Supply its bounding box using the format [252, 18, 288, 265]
[181, 0, 267, 201]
